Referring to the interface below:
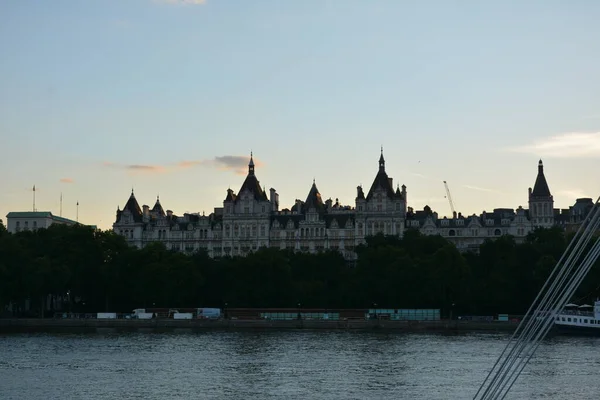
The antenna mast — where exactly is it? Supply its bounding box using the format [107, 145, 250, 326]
[60, 193, 63, 217]
[76, 201, 79, 223]
[443, 180, 456, 217]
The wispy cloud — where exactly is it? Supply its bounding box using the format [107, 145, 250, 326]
[128, 164, 167, 173]
[104, 155, 261, 176]
[557, 189, 588, 200]
[60, 178, 74, 184]
[463, 184, 500, 193]
[509, 132, 600, 158]
[154, 0, 207, 5]
[400, 170, 435, 181]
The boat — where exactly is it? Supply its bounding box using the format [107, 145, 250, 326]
[554, 300, 600, 335]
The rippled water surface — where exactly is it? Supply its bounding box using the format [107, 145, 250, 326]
[1, 330, 599, 399]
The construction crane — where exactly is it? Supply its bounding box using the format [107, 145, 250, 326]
[443, 180, 456, 217]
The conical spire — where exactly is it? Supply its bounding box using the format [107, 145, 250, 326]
[379, 146, 385, 172]
[152, 195, 165, 216]
[248, 151, 255, 175]
[531, 159, 551, 197]
[305, 179, 324, 212]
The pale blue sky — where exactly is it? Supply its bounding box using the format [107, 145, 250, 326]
[1, 0, 600, 229]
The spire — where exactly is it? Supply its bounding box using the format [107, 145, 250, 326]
[152, 194, 165, 216]
[248, 151, 255, 175]
[379, 147, 385, 172]
[531, 159, 551, 197]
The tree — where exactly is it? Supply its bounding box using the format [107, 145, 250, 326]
[0, 223, 579, 316]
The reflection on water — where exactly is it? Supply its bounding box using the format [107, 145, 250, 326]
[0, 331, 599, 399]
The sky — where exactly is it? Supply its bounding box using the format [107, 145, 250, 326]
[1, 0, 600, 230]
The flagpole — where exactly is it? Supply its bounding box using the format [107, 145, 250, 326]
[33, 185, 36, 212]
[76, 201, 79, 223]
[60, 193, 63, 217]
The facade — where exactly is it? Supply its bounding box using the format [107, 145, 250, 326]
[112, 155, 590, 257]
[404, 160, 591, 252]
[113, 151, 406, 259]
[5, 211, 83, 234]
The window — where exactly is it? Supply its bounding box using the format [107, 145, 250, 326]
[358, 205, 363, 211]
[33, 221, 37, 229]
[262, 205, 266, 213]
[244, 207, 250, 214]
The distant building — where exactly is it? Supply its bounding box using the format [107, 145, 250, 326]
[112, 155, 592, 257]
[405, 160, 588, 252]
[4, 211, 94, 234]
[113, 150, 407, 259]
[405, 206, 532, 252]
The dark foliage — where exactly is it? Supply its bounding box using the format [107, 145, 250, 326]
[1, 224, 599, 317]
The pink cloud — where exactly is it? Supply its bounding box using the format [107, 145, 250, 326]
[104, 155, 262, 176]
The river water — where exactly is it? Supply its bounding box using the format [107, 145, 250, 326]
[0, 330, 598, 399]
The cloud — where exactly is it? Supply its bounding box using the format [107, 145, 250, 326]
[154, 0, 206, 5]
[400, 170, 435, 181]
[463, 184, 499, 193]
[127, 164, 166, 173]
[60, 178, 74, 184]
[509, 132, 600, 158]
[104, 155, 260, 176]
[557, 189, 588, 200]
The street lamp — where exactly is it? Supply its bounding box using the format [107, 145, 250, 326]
[297, 302, 302, 320]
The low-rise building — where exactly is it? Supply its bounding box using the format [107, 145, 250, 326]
[5, 211, 83, 234]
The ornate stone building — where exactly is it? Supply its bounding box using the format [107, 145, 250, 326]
[113, 150, 407, 259]
[113, 156, 587, 256]
[404, 159, 575, 252]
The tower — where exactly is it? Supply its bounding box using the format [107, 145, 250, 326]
[528, 159, 554, 228]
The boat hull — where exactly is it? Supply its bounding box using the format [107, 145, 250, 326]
[554, 323, 600, 336]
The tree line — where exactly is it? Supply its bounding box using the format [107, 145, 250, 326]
[1, 220, 599, 318]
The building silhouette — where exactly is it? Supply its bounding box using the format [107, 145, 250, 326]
[112, 153, 581, 257]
